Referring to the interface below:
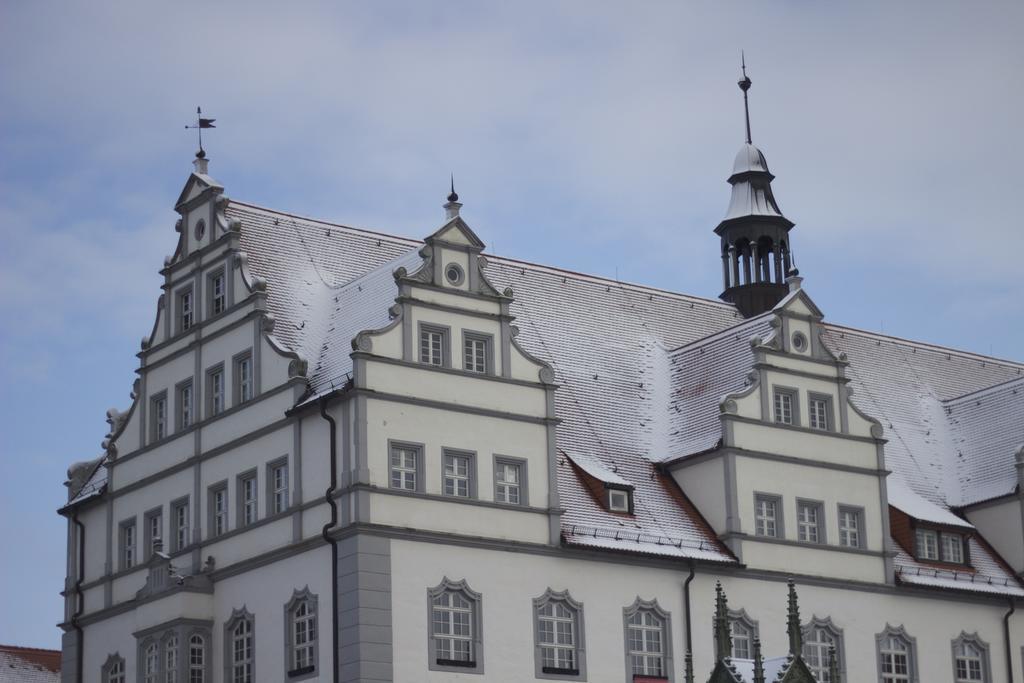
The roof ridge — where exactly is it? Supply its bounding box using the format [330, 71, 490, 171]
[943, 374, 1024, 405]
[0, 645, 61, 653]
[229, 199, 422, 246]
[823, 322, 1024, 368]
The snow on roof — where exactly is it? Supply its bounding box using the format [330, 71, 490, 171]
[894, 538, 1024, 598]
[886, 478, 973, 529]
[563, 450, 632, 487]
[0, 645, 61, 683]
[727, 656, 792, 683]
[64, 457, 107, 509]
[226, 199, 1023, 575]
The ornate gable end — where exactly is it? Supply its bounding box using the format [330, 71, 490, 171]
[398, 215, 504, 299]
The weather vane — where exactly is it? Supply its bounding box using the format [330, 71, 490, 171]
[738, 52, 753, 145]
[185, 106, 216, 158]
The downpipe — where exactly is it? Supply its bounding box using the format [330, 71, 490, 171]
[683, 563, 695, 683]
[319, 398, 340, 683]
[71, 512, 85, 683]
[1004, 599, 1015, 683]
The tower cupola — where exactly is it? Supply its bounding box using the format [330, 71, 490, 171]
[715, 58, 795, 318]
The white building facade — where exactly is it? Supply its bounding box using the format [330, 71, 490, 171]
[60, 124, 1024, 682]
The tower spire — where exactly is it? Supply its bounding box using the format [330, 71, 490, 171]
[739, 52, 753, 144]
[443, 173, 463, 220]
[786, 579, 803, 655]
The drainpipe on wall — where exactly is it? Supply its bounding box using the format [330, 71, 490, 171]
[1004, 600, 1016, 683]
[319, 397, 340, 683]
[682, 562, 696, 683]
[71, 512, 85, 683]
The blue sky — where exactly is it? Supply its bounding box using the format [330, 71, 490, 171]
[1, 1, 1021, 648]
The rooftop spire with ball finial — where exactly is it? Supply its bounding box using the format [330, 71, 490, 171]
[444, 174, 463, 220]
[739, 51, 753, 145]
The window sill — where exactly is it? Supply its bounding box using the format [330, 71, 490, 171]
[542, 666, 580, 675]
[436, 659, 477, 668]
[287, 665, 315, 677]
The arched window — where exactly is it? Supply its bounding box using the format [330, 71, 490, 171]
[223, 608, 254, 683]
[952, 633, 990, 683]
[188, 634, 206, 683]
[623, 597, 672, 681]
[428, 578, 483, 674]
[533, 588, 586, 679]
[728, 609, 759, 660]
[164, 634, 179, 683]
[876, 624, 917, 683]
[285, 588, 319, 679]
[144, 640, 160, 683]
[802, 617, 844, 682]
[102, 654, 125, 683]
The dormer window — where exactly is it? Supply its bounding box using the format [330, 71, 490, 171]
[915, 527, 966, 564]
[608, 488, 631, 512]
[915, 528, 938, 560]
[941, 532, 965, 564]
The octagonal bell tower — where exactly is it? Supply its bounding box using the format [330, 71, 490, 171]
[716, 59, 795, 318]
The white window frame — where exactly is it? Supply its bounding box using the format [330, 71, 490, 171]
[838, 505, 865, 549]
[144, 506, 163, 560]
[208, 268, 227, 317]
[208, 482, 228, 538]
[267, 457, 289, 515]
[171, 497, 190, 553]
[188, 633, 207, 683]
[102, 654, 126, 683]
[951, 632, 990, 683]
[120, 518, 137, 571]
[151, 391, 168, 442]
[284, 588, 319, 680]
[237, 470, 258, 527]
[428, 578, 484, 674]
[389, 441, 423, 492]
[164, 633, 179, 683]
[234, 350, 254, 405]
[754, 493, 782, 538]
[177, 286, 194, 333]
[797, 499, 825, 544]
[808, 392, 834, 431]
[494, 455, 528, 506]
[876, 624, 917, 683]
[419, 323, 450, 367]
[942, 532, 965, 564]
[442, 449, 476, 498]
[608, 487, 631, 513]
[462, 331, 492, 374]
[534, 589, 586, 680]
[728, 609, 759, 660]
[773, 386, 799, 425]
[143, 639, 160, 683]
[224, 609, 255, 683]
[623, 598, 673, 682]
[803, 617, 845, 683]
[177, 380, 194, 431]
[915, 528, 939, 561]
[206, 364, 225, 417]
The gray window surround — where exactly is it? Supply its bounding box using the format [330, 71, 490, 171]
[772, 385, 800, 426]
[236, 468, 259, 528]
[808, 391, 835, 431]
[462, 330, 494, 375]
[187, 630, 210, 683]
[950, 632, 991, 683]
[170, 496, 190, 553]
[207, 266, 227, 318]
[837, 504, 866, 550]
[205, 362, 225, 418]
[533, 588, 587, 681]
[875, 624, 918, 683]
[418, 322, 452, 368]
[176, 284, 194, 334]
[796, 498, 826, 545]
[223, 607, 255, 683]
[427, 577, 484, 674]
[726, 609, 759, 660]
[208, 480, 228, 538]
[622, 597, 673, 683]
[442, 448, 477, 499]
[119, 517, 137, 572]
[149, 390, 168, 444]
[101, 653, 125, 683]
[142, 506, 163, 561]
[233, 349, 254, 406]
[266, 456, 290, 515]
[389, 440, 425, 493]
[176, 378, 194, 431]
[284, 587, 319, 681]
[493, 455, 529, 506]
[753, 492, 784, 538]
[444, 261, 466, 286]
[802, 616, 845, 681]
[791, 330, 809, 352]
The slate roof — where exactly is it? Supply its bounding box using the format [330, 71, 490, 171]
[215, 197, 1024, 592]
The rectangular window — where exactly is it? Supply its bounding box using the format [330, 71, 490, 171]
[178, 380, 194, 430]
[390, 443, 421, 491]
[915, 528, 939, 560]
[209, 483, 228, 537]
[238, 472, 258, 526]
[120, 519, 136, 570]
[179, 287, 194, 332]
[151, 392, 168, 442]
[626, 609, 665, 678]
[941, 533, 965, 563]
[235, 352, 253, 404]
[463, 333, 490, 374]
[419, 324, 448, 366]
[808, 394, 832, 431]
[209, 269, 226, 316]
[207, 365, 225, 417]
[838, 505, 863, 548]
[537, 600, 579, 675]
[268, 459, 289, 515]
[432, 590, 476, 666]
[495, 457, 525, 505]
[144, 508, 163, 558]
[754, 494, 781, 538]
[443, 450, 473, 498]
[797, 500, 824, 544]
[172, 498, 190, 552]
[773, 389, 796, 425]
[608, 489, 630, 512]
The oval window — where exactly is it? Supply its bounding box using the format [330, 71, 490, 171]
[792, 332, 808, 352]
[194, 219, 206, 241]
[445, 263, 465, 286]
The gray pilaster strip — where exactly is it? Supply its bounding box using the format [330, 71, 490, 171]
[104, 494, 113, 607]
[401, 302, 412, 362]
[337, 534, 393, 683]
[293, 417, 303, 543]
[876, 442, 896, 584]
[500, 302, 512, 379]
[253, 319, 262, 396]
